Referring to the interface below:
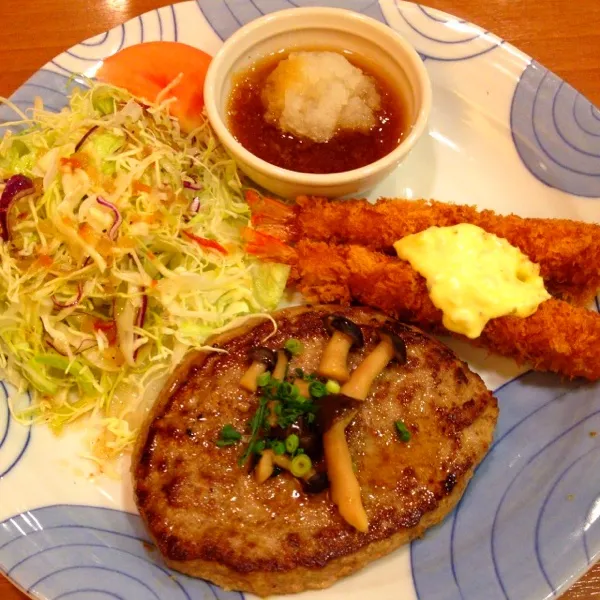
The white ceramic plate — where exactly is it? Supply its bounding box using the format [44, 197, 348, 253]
[1, 2, 599, 599]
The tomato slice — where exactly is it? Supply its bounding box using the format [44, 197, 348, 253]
[96, 42, 212, 133]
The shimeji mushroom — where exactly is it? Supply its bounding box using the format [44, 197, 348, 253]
[318, 315, 364, 383]
[239, 347, 277, 392]
[301, 471, 329, 494]
[272, 348, 292, 380]
[266, 348, 292, 426]
[340, 328, 407, 401]
[319, 393, 368, 532]
[255, 449, 275, 483]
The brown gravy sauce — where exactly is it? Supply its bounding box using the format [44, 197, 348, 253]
[226, 49, 409, 174]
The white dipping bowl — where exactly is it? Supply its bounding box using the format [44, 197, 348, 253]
[204, 7, 432, 199]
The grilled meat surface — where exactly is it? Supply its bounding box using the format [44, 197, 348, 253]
[133, 305, 498, 596]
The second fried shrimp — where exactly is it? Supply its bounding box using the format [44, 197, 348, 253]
[244, 228, 600, 381]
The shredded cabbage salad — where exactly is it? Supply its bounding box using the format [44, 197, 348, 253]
[0, 81, 289, 461]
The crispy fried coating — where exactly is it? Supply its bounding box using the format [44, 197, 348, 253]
[288, 240, 600, 381]
[295, 196, 600, 305]
[247, 190, 600, 306]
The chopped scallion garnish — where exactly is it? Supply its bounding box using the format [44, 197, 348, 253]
[216, 424, 242, 447]
[395, 420, 411, 442]
[271, 440, 285, 455]
[232, 374, 319, 464]
[325, 379, 341, 394]
[285, 433, 300, 454]
[291, 454, 312, 477]
[257, 372, 271, 387]
[238, 398, 269, 465]
[309, 380, 327, 398]
[251, 439, 266, 455]
[284, 338, 304, 355]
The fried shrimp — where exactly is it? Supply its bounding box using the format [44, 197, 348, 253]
[247, 191, 600, 306]
[243, 228, 600, 381]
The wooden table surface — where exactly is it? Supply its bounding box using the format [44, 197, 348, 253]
[1, 0, 599, 598]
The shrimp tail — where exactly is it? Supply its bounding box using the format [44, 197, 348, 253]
[245, 190, 298, 242]
[242, 227, 298, 265]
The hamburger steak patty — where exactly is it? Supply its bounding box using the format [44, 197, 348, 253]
[133, 305, 499, 596]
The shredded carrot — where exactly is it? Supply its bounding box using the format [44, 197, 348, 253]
[97, 237, 113, 256]
[60, 152, 89, 171]
[182, 229, 228, 255]
[78, 222, 97, 244]
[131, 213, 159, 224]
[132, 181, 152, 194]
[93, 319, 117, 345]
[35, 255, 53, 268]
[117, 236, 137, 249]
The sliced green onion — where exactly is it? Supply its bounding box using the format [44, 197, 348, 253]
[284, 338, 304, 355]
[279, 381, 293, 397]
[291, 454, 312, 477]
[325, 379, 341, 394]
[216, 424, 242, 447]
[271, 440, 285, 455]
[239, 398, 269, 465]
[251, 439, 266, 455]
[309, 380, 327, 398]
[395, 420, 411, 442]
[285, 433, 299, 454]
[257, 372, 271, 387]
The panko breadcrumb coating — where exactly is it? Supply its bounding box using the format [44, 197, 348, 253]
[247, 192, 600, 306]
[243, 228, 600, 381]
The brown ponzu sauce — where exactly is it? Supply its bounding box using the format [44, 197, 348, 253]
[227, 50, 408, 174]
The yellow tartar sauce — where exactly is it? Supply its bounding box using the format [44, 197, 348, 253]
[393, 224, 550, 338]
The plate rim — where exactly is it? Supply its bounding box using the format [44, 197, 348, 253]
[1, 2, 599, 600]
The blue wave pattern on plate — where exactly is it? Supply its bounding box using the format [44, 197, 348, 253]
[195, 0, 500, 61]
[0, 383, 32, 478]
[0, 505, 243, 600]
[411, 371, 600, 600]
[195, 0, 386, 40]
[380, 1, 502, 61]
[511, 60, 600, 197]
[0, 70, 73, 123]
[50, 5, 178, 76]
